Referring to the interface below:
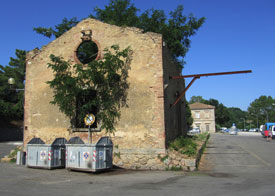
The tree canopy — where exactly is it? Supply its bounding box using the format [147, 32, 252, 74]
[247, 95, 275, 125]
[33, 17, 78, 39]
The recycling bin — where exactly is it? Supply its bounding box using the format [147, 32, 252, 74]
[26, 137, 67, 169]
[66, 136, 113, 172]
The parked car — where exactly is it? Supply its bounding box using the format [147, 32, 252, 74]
[249, 128, 257, 132]
[229, 128, 238, 135]
[188, 127, 201, 134]
[223, 129, 230, 133]
[219, 127, 227, 132]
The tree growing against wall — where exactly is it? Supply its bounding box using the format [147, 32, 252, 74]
[47, 45, 132, 133]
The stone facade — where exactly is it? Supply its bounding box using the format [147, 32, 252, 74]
[24, 18, 186, 170]
[190, 102, 216, 133]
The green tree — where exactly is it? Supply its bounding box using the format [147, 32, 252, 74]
[248, 95, 275, 125]
[0, 49, 26, 121]
[33, 17, 79, 39]
[227, 107, 247, 129]
[91, 0, 139, 27]
[189, 95, 206, 104]
[206, 99, 230, 128]
[91, 1, 205, 67]
[185, 101, 193, 129]
[47, 45, 132, 133]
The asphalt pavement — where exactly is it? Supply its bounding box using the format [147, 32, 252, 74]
[0, 132, 275, 196]
[0, 142, 22, 158]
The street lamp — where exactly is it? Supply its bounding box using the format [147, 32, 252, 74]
[8, 77, 15, 85]
[260, 108, 269, 123]
[7, 77, 25, 146]
[251, 113, 259, 128]
[8, 77, 24, 91]
[241, 118, 245, 130]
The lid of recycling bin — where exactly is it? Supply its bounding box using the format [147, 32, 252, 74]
[27, 138, 45, 144]
[67, 136, 85, 144]
[96, 137, 113, 145]
[52, 138, 67, 145]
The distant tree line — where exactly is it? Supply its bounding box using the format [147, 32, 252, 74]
[189, 95, 275, 129]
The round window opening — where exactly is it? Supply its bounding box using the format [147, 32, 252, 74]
[76, 41, 98, 64]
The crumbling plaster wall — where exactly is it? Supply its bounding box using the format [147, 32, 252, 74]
[24, 18, 168, 169]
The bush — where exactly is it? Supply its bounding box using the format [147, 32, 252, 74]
[169, 133, 210, 157]
[169, 136, 198, 157]
[193, 132, 209, 142]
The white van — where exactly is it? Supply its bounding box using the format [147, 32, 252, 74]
[269, 125, 275, 138]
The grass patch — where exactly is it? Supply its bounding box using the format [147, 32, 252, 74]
[170, 166, 183, 171]
[7, 146, 22, 163]
[8, 147, 19, 159]
[193, 132, 209, 142]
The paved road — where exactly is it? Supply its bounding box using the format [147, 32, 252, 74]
[0, 133, 274, 196]
[0, 142, 22, 158]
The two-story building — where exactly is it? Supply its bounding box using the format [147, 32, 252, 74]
[190, 102, 216, 133]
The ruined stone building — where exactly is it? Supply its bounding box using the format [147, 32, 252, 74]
[24, 18, 187, 169]
[190, 102, 216, 133]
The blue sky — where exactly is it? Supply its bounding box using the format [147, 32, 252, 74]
[0, 0, 274, 111]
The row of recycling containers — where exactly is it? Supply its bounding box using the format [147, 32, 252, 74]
[25, 136, 113, 172]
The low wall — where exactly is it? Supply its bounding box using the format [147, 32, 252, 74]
[158, 134, 210, 171]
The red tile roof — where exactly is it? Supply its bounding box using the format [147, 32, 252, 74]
[189, 102, 215, 110]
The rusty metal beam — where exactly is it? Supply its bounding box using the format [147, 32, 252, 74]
[170, 70, 252, 107]
[171, 70, 252, 79]
[172, 76, 200, 107]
